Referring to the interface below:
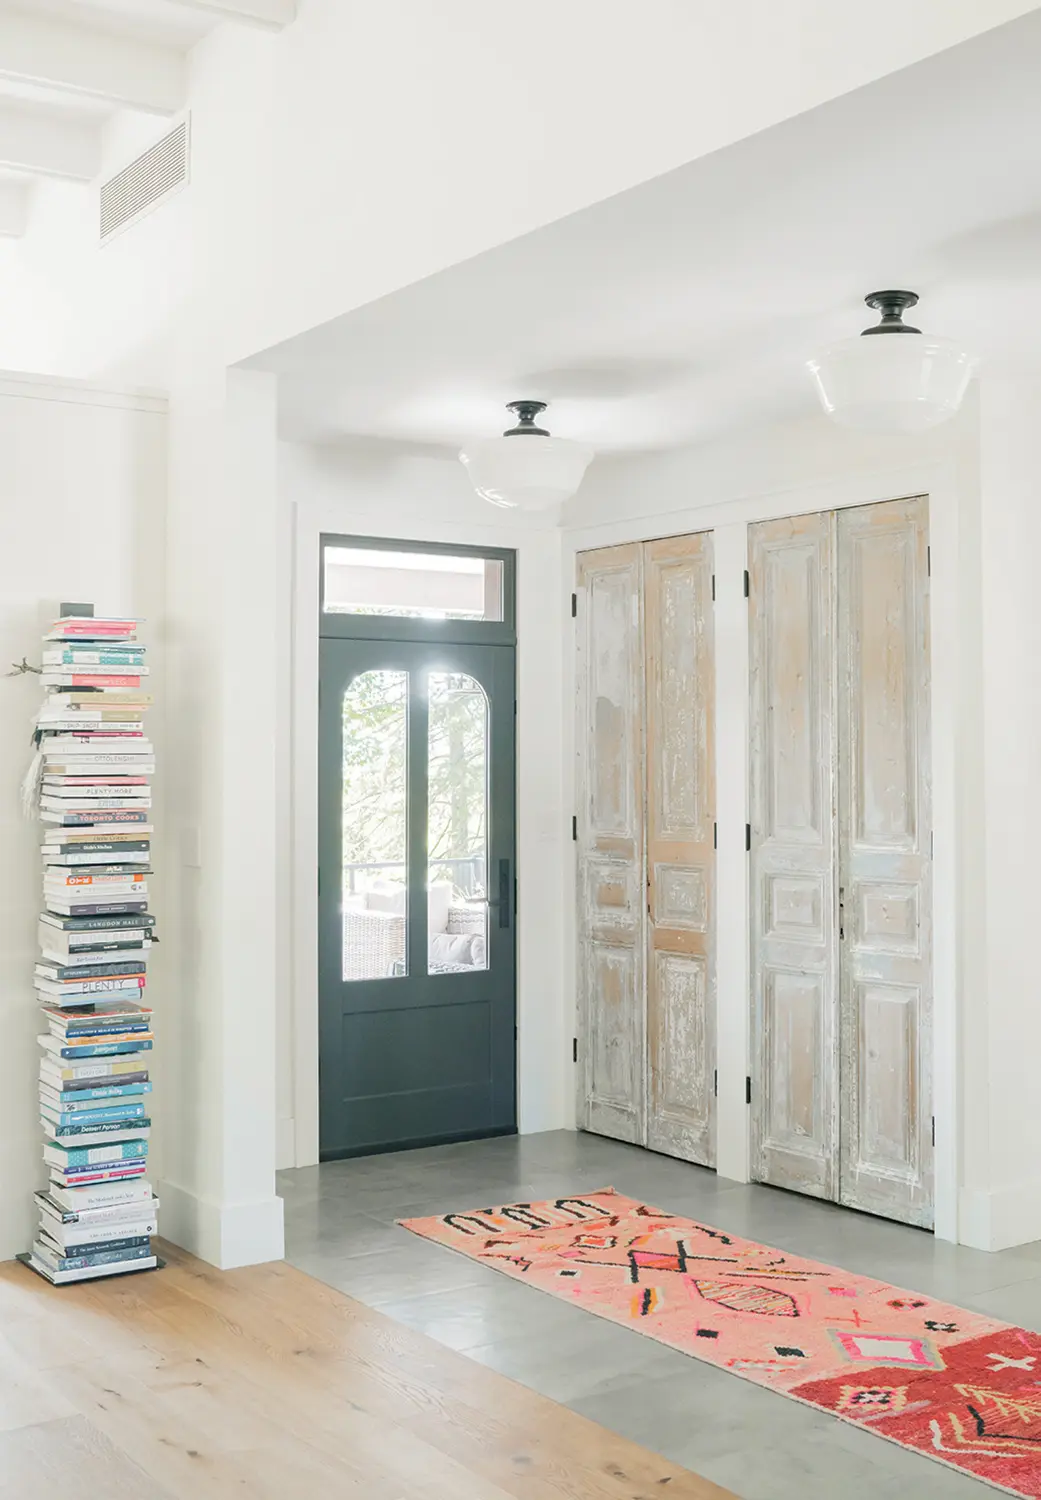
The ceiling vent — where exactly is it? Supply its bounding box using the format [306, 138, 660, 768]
[100, 118, 190, 245]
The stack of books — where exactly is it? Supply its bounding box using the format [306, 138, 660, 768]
[20, 613, 161, 1285]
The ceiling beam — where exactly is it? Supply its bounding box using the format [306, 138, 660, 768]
[0, 178, 28, 237]
[0, 10, 185, 115]
[0, 103, 102, 182]
[165, 0, 295, 27]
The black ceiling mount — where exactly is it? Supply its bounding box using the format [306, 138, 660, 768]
[861, 290, 921, 336]
[503, 399, 550, 437]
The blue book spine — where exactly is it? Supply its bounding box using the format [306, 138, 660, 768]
[49, 650, 146, 665]
[58, 1041, 153, 1059]
[49, 1118, 151, 1140]
[48, 1103, 148, 1127]
[53, 1139, 149, 1166]
[53, 1083, 151, 1104]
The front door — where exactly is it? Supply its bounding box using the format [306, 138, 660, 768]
[318, 636, 516, 1158]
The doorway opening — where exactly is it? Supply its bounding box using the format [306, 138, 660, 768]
[317, 536, 518, 1160]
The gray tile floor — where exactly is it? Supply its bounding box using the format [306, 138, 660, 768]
[278, 1131, 1041, 1500]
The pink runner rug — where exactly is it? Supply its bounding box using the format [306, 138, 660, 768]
[401, 1187, 1041, 1497]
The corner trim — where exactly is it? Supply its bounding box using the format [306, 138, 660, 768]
[158, 1179, 285, 1269]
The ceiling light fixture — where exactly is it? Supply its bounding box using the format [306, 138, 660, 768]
[459, 400, 594, 510]
[806, 291, 977, 434]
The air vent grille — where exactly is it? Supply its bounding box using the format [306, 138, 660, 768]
[101, 119, 190, 244]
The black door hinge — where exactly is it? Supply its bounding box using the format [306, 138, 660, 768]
[927, 546, 931, 578]
[931, 1115, 936, 1148]
[743, 569, 750, 598]
[745, 1076, 752, 1105]
[713, 821, 718, 849]
[711, 574, 716, 602]
[713, 1068, 718, 1098]
[572, 815, 578, 841]
[745, 823, 751, 851]
[573, 1037, 578, 1063]
[571, 592, 577, 617]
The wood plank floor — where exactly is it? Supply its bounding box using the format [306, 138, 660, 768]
[0, 1242, 735, 1499]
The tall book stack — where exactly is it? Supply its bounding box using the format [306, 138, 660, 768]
[19, 612, 161, 1285]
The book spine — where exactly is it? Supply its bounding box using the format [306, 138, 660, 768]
[51, 1183, 153, 1210]
[45, 1104, 148, 1127]
[55, 1041, 153, 1059]
[47, 1083, 150, 1104]
[44, 1243, 152, 1273]
[53, 1164, 147, 1184]
[41, 674, 143, 687]
[52, 1140, 148, 1166]
[48, 1118, 151, 1140]
[43, 652, 146, 665]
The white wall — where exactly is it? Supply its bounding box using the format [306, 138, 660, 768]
[0, 0, 1034, 1269]
[0, 375, 167, 1262]
[962, 377, 1041, 1250]
[278, 441, 569, 1170]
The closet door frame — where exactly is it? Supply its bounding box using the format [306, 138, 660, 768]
[564, 465, 959, 1244]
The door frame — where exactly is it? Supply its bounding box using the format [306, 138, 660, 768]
[563, 457, 960, 1243]
[287, 498, 571, 1172]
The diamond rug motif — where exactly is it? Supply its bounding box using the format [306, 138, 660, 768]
[401, 1188, 1041, 1497]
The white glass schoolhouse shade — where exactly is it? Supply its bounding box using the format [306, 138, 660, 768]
[459, 401, 594, 511]
[806, 291, 977, 435]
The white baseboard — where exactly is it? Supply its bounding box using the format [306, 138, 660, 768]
[158, 1179, 285, 1269]
[959, 1179, 1041, 1250]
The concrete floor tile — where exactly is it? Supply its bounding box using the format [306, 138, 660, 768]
[280, 1129, 1027, 1498]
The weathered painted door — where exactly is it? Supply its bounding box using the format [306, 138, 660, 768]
[576, 544, 646, 1144]
[644, 534, 716, 1165]
[749, 513, 839, 1199]
[749, 498, 932, 1227]
[837, 496, 932, 1227]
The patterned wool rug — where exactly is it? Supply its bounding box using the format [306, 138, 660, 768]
[401, 1188, 1041, 1497]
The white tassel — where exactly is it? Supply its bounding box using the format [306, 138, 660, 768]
[20, 748, 42, 819]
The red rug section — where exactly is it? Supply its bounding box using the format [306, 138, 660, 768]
[401, 1188, 1041, 1497]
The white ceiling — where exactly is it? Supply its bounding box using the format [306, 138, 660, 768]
[14, 0, 214, 47]
[257, 7, 1041, 456]
[0, 0, 295, 237]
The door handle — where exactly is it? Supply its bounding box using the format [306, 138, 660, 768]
[484, 858, 511, 929]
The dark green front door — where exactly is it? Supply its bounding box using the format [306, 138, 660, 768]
[318, 637, 516, 1158]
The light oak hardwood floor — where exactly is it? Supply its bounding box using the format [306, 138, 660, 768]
[0, 1242, 735, 1499]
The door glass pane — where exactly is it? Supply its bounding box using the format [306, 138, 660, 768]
[427, 672, 489, 973]
[324, 547, 504, 622]
[341, 670, 408, 981]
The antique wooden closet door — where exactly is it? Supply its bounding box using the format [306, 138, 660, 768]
[748, 513, 839, 1200]
[749, 497, 932, 1228]
[575, 544, 646, 1144]
[644, 534, 716, 1165]
[837, 497, 933, 1227]
[575, 535, 716, 1164]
